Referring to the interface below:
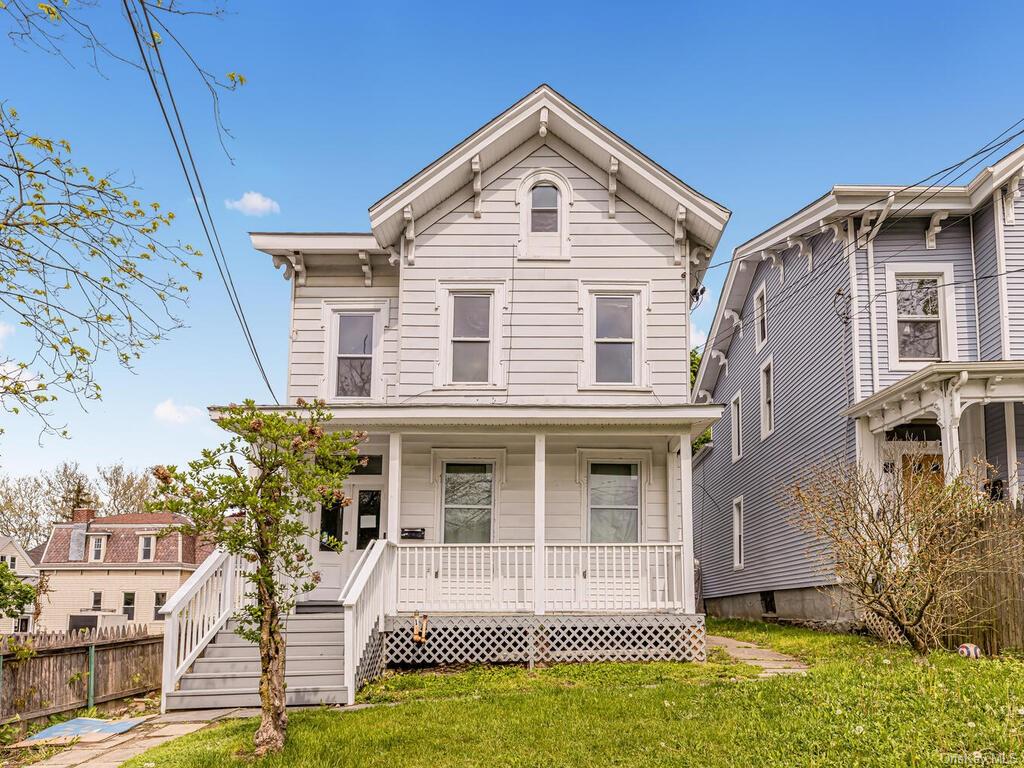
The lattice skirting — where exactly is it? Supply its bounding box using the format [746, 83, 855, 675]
[354, 619, 387, 689]
[383, 614, 706, 667]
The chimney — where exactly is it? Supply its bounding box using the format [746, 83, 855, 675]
[71, 507, 98, 524]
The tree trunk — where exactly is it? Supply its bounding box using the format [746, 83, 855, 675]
[254, 589, 288, 756]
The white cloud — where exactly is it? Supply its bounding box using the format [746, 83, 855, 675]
[224, 191, 280, 217]
[153, 398, 204, 425]
[691, 326, 708, 349]
[0, 322, 14, 351]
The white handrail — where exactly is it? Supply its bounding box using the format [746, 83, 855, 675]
[338, 543, 375, 603]
[160, 548, 252, 713]
[342, 539, 393, 705]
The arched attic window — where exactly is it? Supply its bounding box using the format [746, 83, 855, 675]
[516, 168, 572, 260]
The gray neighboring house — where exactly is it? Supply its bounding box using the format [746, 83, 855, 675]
[692, 140, 1024, 623]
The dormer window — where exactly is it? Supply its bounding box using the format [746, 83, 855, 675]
[138, 535, 155, 562]
[89, 536, 105, 562]
[530, 184, 559, 232]
[516, 169, 572, 260]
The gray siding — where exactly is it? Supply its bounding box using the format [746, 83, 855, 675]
[985, 403, 1008, 483]
[1005, 179, 1024, 358]
[874, 217, 978, 390]
[974, 201, 1003, 360]
[693, 232, 856, 598]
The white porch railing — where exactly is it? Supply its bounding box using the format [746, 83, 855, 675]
[543, 543, 685, 612]
[395, 544, 535, 613]
[341, 539, 393, 705]
[160, 549, 253, 711]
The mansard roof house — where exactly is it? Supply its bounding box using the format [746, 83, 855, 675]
[34, 508, 213, 634]
[692, 142, 1024, 629]
[158, 85, 730, 711]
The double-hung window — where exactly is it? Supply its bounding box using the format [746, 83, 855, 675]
[89, 536, 104, 562]
[335, 314, 374, 398]
[754, 283, 767, 350]
[730, 390, 743, 462]
[122, 592, 136, 621]
[450, 294, 492, 383]
[442, 462, 494, 543]
[895, 278, 941, 361]
[154, 592, 167, 621]
[91, 592, 102, 611]
[759, 357, 774, 439]
[588, 463, 640, 543]
[732, 497, 744, 569]
[530, 184, 559, 233]
[138, 535, 154, 562]
[595, 295, 636, 384]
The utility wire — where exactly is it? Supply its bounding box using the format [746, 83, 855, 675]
[123, 0, 279, 403]
[691, 121, 1024, 363]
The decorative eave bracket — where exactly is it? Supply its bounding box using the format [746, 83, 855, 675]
[723, 308, 743, 337]
[696, 389, 712, 404]
[788, 236, 813, 271]
[926, 211, 950, 250]
[820, 219, 848, 247]
[710, 349, 728, 377]
[271, 251, 306, 286]
[762, 249, 785, 284]
[401, 205, 416, 265]
[1003, 169, 1022, 226]
[538, 107, 549, 138]
[608, 156, 619, 218]
[358, 251, 372, 287]
[471, 155, 482, 219]
[673, 205, 687, 266]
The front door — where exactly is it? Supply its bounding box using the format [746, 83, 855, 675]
[308, 480, 385, 601]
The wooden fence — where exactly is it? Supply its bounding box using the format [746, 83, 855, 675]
[0, 625, 162, 723]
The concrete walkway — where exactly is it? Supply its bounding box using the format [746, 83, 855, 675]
[707, 634, 809, 677]
[25, 709, 251, 768]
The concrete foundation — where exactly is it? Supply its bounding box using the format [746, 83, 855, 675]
[704, 585, 858, 628]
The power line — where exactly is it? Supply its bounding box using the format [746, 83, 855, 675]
[123, 0, 279, 403]
[691, 120, 1024, 366]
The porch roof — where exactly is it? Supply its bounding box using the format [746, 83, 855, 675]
[842, 361, 1024, 434]
[237, 402, 722, 434]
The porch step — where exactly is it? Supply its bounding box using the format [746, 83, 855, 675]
[213, 629, 344, 647]
[202, 639, 343, 659]
[191, 654, 344, 674]
[165, 685, 348, 710]
[179, 670, 345, 692]
[224, 615, 343, 633]
[295, 601, 345, 614]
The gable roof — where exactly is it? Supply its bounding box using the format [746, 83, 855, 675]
[368, 84, 730, 254]
[693, 140, 1024, 400]
[26, 543, 46, 566]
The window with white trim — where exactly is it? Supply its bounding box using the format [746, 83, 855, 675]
[89, 536, 104, 562]
[154, 592, 167, 621]
[122, 591, 135, 621]
[760, 357, 774, 439]
[450, 293, 491, 383]
[730, 390, 742, 462]
[588, 462, 640, 543]
[530, 183, 559, 233]
[442, 462, 494, 543]
[754, 283, 767, 350]
[732, 497, 744, 569]
[583, 284, 647, 388]
[884, 263, 956, 371]
[91, 591, 102, 611]
[322, 299, 389, 402]
[138, 535, 155, 562]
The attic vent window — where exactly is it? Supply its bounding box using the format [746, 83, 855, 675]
[530, 184, 559, 232]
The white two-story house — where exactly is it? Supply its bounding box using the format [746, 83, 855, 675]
[692, 140, 1024, 639]
[159, 85, 730, 710]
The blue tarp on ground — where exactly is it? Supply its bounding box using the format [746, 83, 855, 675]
[27, 717, 148, 741]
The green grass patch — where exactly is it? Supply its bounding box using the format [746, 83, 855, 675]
[125, 621, 1024, 768]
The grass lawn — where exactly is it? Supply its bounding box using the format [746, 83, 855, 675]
[124, 620, 1024, 767]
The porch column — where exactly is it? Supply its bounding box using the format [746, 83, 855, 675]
[1005, 403, 1019, 503]
[533, 433, 546, 615]
[387, 432, 402, 543]
[677, 430, 696, 614]
[939, 417, 962, 481]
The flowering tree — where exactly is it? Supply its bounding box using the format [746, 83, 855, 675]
[0, 561, 34, 622]
[151, 399, 365, 755]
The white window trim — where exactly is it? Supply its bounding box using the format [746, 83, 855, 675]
[137, 534, 155, 562]
[88, 535, 106, 563]
[883, 262, 957, 372]
[579, 280, 652, 390]
[435, 280, 507, 389]
[754, 282, 768, 351]
[575, 448, 652, 543]
[732, 496, 745, 570]
[320, 298, 391, 403]
[759, 355, 775, 440]
[515, 168, 573, 261]
[730, 390, 743, 463]
[430, 449, 507, 543]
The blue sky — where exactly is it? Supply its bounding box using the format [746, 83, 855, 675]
[1, 0, 1022, 475]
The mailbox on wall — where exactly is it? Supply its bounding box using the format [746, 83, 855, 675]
[400, 528, 426, 540]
